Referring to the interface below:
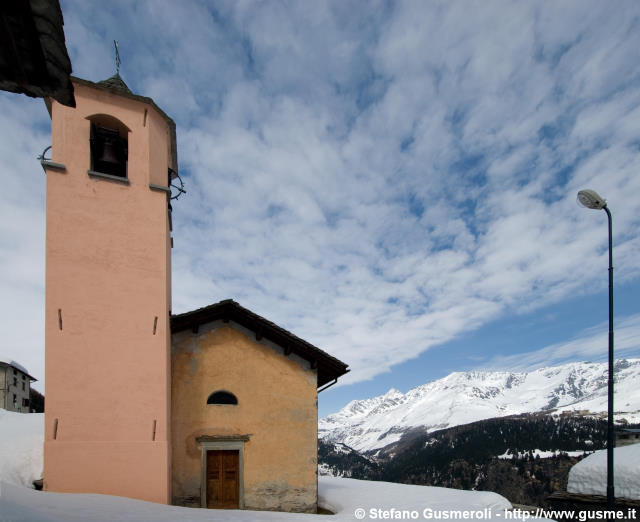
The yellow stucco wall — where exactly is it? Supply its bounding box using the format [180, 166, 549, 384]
[171, 322, 318, 512]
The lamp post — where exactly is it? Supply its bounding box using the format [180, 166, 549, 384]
[577, 189, 614, 511]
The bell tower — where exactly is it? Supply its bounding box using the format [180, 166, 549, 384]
[42, 72, 177, 503]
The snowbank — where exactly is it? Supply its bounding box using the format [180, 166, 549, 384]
[567, 443, 640, 499]
[319, 476, 511, 516]
[0, 408, 554, 521]
[0, 409, 43, 487]
[0, 477, 551, 522]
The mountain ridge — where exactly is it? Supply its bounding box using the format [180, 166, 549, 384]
[320, 359, 640, 452]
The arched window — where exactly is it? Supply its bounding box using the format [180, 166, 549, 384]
[207, 390, 238, 405]
[87, 114, 129, 179]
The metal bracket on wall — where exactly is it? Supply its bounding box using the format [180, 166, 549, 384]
[38, 145, 66, 173]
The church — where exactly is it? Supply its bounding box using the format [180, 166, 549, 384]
[41, 73, 348, 512]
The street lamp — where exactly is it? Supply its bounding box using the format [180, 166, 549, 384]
[577, 189, 614, 511]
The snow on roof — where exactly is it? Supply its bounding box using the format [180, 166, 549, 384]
[568, 443, 640, 500]
[0, 357, 35, 380]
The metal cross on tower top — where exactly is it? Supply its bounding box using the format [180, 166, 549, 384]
[114, 40, 121, 75]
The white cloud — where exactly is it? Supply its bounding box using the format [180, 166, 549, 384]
[1, 1, 640, 389]
[482, 314, 640, 372]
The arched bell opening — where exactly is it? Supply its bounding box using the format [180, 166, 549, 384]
[87, 114, 130, 179]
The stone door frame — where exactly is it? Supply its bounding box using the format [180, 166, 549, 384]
[198, 437, 246, 509]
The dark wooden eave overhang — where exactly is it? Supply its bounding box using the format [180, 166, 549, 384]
[171, 300, 349, 388]
[0, 0, 75, 107]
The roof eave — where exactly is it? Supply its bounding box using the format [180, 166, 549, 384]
[171, 300, 349, 387]
[0, 0, 75, 107]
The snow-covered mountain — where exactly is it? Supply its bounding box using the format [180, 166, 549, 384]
[320, 359, 640, 452]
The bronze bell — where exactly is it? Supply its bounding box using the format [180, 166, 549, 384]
[91, 124, 127, 177]
[97, 139, 121, 165]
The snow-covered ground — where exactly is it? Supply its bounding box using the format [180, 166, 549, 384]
[0, 408, 554, 521]
[1, 477, 558, 522]
[0, 478, 518, 522]
[568, 443, 640, 500]
[0, 409, 43, 487]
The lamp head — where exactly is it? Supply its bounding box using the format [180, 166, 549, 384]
[577, 189, 607, 210]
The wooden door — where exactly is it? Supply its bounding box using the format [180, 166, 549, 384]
[206, 450, 239, 509]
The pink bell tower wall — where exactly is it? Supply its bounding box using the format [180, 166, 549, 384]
[43, 79, 174, 503]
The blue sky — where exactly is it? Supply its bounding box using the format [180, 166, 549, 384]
[1, 1, 639, 417]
